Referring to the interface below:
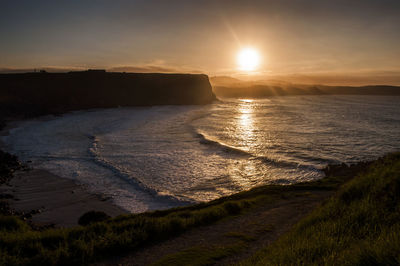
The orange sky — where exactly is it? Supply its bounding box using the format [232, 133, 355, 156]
[1, 0, 400, 85]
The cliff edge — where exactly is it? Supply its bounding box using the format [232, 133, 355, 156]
[0, 71, 216, 118]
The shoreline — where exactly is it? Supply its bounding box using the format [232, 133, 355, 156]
[0, 168, 127, 227]
[0, 119, 128, 228]
[1, 115, 396, 265]
[0, 113, 378, 228]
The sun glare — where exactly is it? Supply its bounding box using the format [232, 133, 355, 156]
[237, 47, 260, 72]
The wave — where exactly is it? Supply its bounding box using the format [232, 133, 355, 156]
[196, 132, 251, 157]
[255, 155, 322, 172]
[87, 135, 195, 206]
[195, 131, 322, 173]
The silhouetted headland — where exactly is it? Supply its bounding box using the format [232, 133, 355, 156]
[210, 76, 400, 98]
[0, 70, 216, 120]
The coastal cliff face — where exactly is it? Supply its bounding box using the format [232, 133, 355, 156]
[0, 71, 216, 118]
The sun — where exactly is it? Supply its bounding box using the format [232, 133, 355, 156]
[237, 47, 261, 72]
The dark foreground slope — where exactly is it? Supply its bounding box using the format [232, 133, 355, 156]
[0, 71, 216, 119]
[244, 153, 400, 265]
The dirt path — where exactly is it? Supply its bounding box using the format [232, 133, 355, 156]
[97, 190, 331, 265]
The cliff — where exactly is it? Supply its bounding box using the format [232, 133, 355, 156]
[0, 71, 216, 118]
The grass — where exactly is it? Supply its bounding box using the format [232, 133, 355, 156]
[242, 152, 400, 265]
[0, 150, 393, 265]
[0, 186, 282, 265]
[0, 200, 250, 265]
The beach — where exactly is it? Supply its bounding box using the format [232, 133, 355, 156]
[2, 96, 400, 214]
[0, 120, 127, 228]
[0, 169, 127, 227]
[1, 1, 399, 263]
[0, 110, 399, 265]
[1, 95, 400, 227]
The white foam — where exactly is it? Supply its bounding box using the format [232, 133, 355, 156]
[3, 96, 399, 213]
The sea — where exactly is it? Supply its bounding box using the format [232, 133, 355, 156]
[2, 95, 400, 212]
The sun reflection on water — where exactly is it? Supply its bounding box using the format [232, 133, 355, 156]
[222, 99, 263, 189]
[237, 99, 256, 150]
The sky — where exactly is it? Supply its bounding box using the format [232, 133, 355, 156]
[1, 0, 400, 83]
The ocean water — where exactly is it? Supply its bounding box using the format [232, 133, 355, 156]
[2, 95, 400, 212]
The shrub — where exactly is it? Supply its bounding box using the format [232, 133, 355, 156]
[223, 202, 241, 215]
[78, 211, 110, 226]
[0, 215, 29, 232]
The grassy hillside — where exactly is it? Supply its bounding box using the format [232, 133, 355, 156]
[243, 152, 400, 265]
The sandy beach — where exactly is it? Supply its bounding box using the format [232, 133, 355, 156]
[0, 168, 127, 227]
[0, 119, 128, 228]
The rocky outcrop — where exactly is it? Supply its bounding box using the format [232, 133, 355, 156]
[0, 71, 216, 118]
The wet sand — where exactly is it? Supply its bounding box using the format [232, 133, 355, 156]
[0, 117, 128, 227]
[0, 168, 127, 227]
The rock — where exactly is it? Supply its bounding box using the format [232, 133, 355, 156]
[0, 71, 216, 119]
